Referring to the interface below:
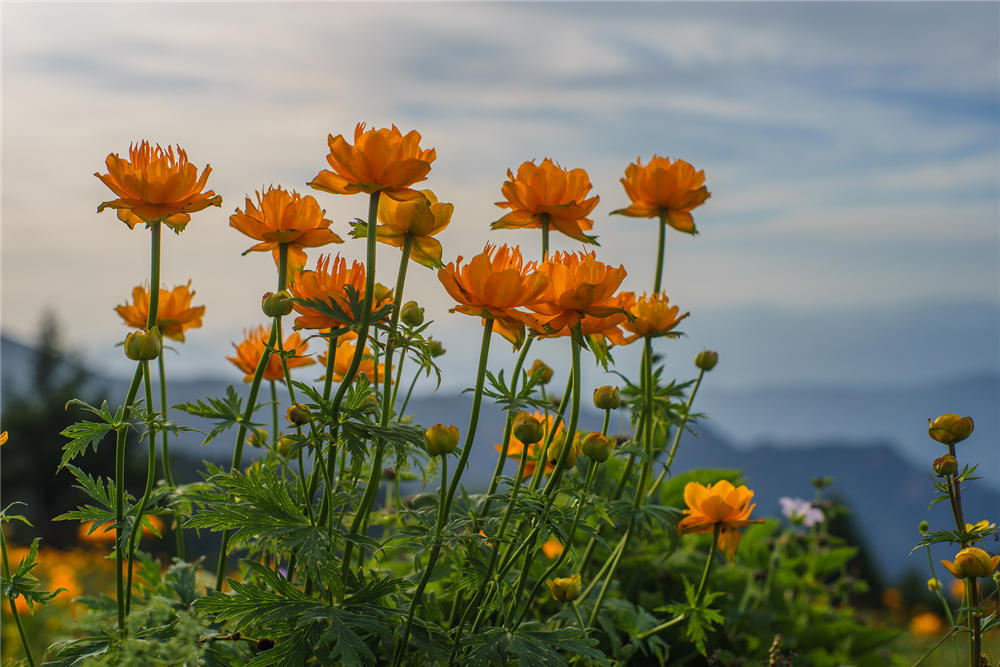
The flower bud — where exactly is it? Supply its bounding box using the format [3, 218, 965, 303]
[926, 577, 941, 592]
[529, 360, 553, 385]
[382, 466, 396, 481]
[373, 283, 393, 304]
[918, 521, 930, 534]
[425, 424, 459, 456]
[546, 574, 581, 602]
[276, 435, 294, 457]
[261, 290, 294, 317]
[581, 432, 612, 463]
[124, 327, 162, 361]
[941, 547, 1000, 579]
[246, 428, 269, 448]
[512, 412, 544, 445]
[928, 414, 974, 445]
[546, 432, 580, 469]
[932, 454, 958, 476]
[593, 385, 621, 410]
[810, 476, 833, 490]
[400, 301, 425, 327]
[427, 338, 446, 357]
[286, 403, 312, 426]
[694, 349, 718, 372]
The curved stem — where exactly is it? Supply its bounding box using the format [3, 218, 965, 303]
[654, 210, 666, 293]
[649, 368, 704, 498]
[215, 243, 288, 591]
[126, 360, 157, 613]
[394, 320, 494, 665]
[158, 354, 183, 559]
[1, 525, 36, 666]
[399, 366, 421, 415]
[693, 524, 720, 606]
[587, 522, 631, 627]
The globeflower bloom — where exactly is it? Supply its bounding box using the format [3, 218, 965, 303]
[229, 186, 342, 273]
[678, 480, 764, 561]
[373, 189, 453, 268]
[437, 244, 549, 345]
[290, 255, 390, 331]
[116, 282, 205, 342]
[528, 251, 627, 335]
[227, 325, 314, 382]
[941, 547, 1000, 579]
[927, 414, 974, 445]
[309, 123, 436, 202]
[493, 159, 600, 244]
[611, 155, 710, 234]
[619, 291, 689, 343]
[95, 141, 222, 232]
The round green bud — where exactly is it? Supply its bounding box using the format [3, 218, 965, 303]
[276, 436, 294, 457]
[593, 385, 621, 410]
[427, 338, 446, 357]
[400, 301, 425, 327]
[286, 403, 312, 426]
[581, 432, 612, 463]
[529, 360, 554, 385]
[124, 326, 162, 361]
[694, 349, 718, 371]
[932, 454, 958, 476]
[261, 290, 294, 317]
[512, 412, 544, 445]
[425, 424, 459, 456]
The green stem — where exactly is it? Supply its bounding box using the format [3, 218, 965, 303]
[911, 628, 958, 667]
[587, 523, 631, 627]
[635, 613, 686, 639]
[215, 243, 288, 591]
[270, 380, 279, 443]
[342, 234, 412, 574]
[654, 210, 667, 293]
[969, 577, 981, 667]
[125, 360, 157, 613]
[1, 526, 36, 666]
[577, 528, 627, 601]
[394, 319, 494, 665]
[649, 368, 704, 498]
[114, 364, 143, 632]
[541, 215, 550, 260]
[693, 524, 720, 606]
[158, 354, 183, 559]
[399, 366, 421, 415]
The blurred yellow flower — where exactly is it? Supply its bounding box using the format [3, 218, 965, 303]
[116, 282, 205, 342]
[542, 538, 564, 559]
[909, 612, 944, 637]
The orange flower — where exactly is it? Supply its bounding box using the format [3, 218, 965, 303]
[438, 244, 549, 345]
[374, 189, 453, 268]
[619, 291, 690, 343]
[309, 123, 436, 202]
[230, 186, 343, 273]
[95, 141, 222, 232]
[290, 255, 390, 331]
[527, 251, 627, 335]
[115, 281, 205, 342]
[497, 411, 561, 479]
[493, 159, 600, 243]
[677, 480, 763, 561]
[612, 156, 710, 234]
[542, 538, 564, 559]
[317, 332, 387, 383]
[77, 516, 164, 545]
[909, 612, 944, 638]
[227, 325, 314, 381]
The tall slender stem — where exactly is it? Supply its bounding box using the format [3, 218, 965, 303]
[649, 368, 704, 498]
[125, 360, 158, 612]
[654, 210, 667, 292]
[541, 214, 550, 260]
[157, 354, 183, 558]
[693, 524, 720, 606]
[1, 525, 36, 666]
[394, 320, 494, 665]
[215, 243, 288, 591]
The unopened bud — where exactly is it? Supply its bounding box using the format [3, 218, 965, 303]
[427, 338, 446, 357]
[581, 432, 612, 463]
[373, 283, 393, 304]
[512, 412, 544, 445]
[276, 436, 294, 457]
[927, 578, 941, 592]
[529, 360, 553, 385]
[811, 476, 833, 490]
[928, 414, 974, 445]
[261, 290, 293, 317]
[593, 385, 621, 410]
[546, 432, 580, 469]
[246, 428, 269, 448]
[918, 521, 930, 534]
[425, 424, 459, 456]
[933, 454, 958, 476]
[124, 327, 162, 361]
[546, 574, 581, 602]
[400, 301, 425, 327]
[694, 349, 718, 371]
[286, 403, 312, 425]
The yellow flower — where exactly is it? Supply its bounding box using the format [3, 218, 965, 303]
[493, 159, 600, 243]
[230, 186, 343, 274]
[619, 291, 690, 343]
[546, 574, 581, 602]
[309, 123, 436, 201]
[966, 520, 997, 532]
[678, 480, 763, 561]
[927, 414, 974, 445]
[528, 251, 628, 336]
[941, 547, 1000, 579]
[437, 244, 549, 345]
[611, 155, 710, 234]
[95, 141, 222, 232]
[374, 189, 453, 268]
[116, 282, 205, 342]
[909, 612, 944, 638]
[0, 431, 7, 446]
[227, 326, 314, 382]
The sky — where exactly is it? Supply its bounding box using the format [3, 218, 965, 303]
[2, 1, 998, 394]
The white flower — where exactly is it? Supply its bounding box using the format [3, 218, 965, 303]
[779, 497, 824, 527]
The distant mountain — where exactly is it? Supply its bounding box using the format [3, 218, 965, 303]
[2, 332, 996, 581]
